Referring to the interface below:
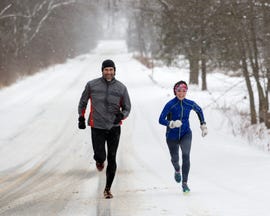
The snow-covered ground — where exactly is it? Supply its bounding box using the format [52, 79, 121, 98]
[0, 40, 270, 216]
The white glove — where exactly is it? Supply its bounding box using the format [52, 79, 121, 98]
[169, 120, 182, 128]
[200, 124, 208, 137]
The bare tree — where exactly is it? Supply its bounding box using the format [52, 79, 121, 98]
[0, 0, 101, 87]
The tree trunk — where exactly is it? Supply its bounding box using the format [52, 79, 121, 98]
[265, 112, 270, 129]
[241, 56, 257, 124]
[201, 42, 207, 90]
[231, 0, 256, 124]
[135, 16, 145, 57]
[188, 45, 199, 84]
[237, 36, 257, 124]
[247, 0, 267, 123]
[268, 69, 270, 92]
[262, 0, 270, 93]
[199, 12, 207, 91]
[262, 0, 270, 127]
[189, 56, 199, 84]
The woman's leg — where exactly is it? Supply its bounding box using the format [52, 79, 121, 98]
[180, 132, 192, 183]
[166, 139, 180, 172]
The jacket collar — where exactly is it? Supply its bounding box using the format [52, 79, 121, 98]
[101, 77, 116, 84]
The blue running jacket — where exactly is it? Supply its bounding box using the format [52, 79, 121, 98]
[159, 97, 206, 140]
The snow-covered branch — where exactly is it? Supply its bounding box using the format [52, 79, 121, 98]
[50, 0, 77, 10]
[0, 14, 30, 19]
[1, 1, 78, 52]
[0, 3, 12, 16]
[156, 0, 170, 10]
[28, 0, 77, 43]
[0, 4, 29, 20]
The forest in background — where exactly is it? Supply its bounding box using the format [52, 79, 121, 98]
[0, 0, 104, 87]
[124, 0, 270, 128]
[1, 0, 270, 128]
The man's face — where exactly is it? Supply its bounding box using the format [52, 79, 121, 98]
[102, 67, 115, 81]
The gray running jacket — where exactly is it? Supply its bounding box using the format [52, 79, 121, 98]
[78, 77, 131, 130]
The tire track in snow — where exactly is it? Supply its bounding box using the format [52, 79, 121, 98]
[0, 55, 99, 215]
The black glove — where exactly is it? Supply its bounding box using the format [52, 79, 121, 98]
[113, 112, 124, 124]
[78, 116, 86, 129]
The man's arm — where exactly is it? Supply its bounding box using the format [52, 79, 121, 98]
[121, 87, 131, 118]
[78, 83, 90, 117]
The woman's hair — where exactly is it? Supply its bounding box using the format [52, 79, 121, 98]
[173, 80, 188, 95]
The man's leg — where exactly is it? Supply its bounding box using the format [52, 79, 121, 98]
[91, 127, 106, 170]
[105, 126, 121, 191]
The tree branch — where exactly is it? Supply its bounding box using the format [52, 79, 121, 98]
[0, 4, 29, 20]
[0, 3, 12, 16]
[28, 0, 77, 43]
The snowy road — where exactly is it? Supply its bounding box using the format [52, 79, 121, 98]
[0, 40, 270, 216]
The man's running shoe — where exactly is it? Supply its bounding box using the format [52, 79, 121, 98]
[96, 162, 104, 171]
[104, 189, 113, 199]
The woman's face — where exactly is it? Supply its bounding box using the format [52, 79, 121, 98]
[175, 89, 187, 100]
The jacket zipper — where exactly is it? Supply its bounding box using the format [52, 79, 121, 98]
[105, 81, 109, 112]
[179, 100, 184, 139]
